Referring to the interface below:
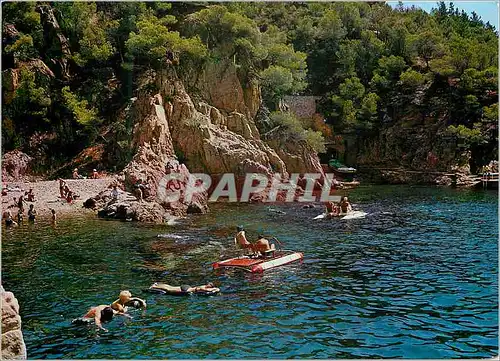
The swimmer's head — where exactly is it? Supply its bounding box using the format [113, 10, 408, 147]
[119, 290, 132, 301]
[100, 306, 114, 322]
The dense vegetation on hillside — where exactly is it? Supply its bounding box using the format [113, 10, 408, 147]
[2, 2, 498, 172]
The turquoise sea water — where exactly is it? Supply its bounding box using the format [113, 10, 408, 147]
[1, 185, 498, 359]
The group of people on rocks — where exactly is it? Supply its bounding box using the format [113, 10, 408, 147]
[324, 196, 352, 218]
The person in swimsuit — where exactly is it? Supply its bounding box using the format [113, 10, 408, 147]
[324, 201, 340, 218]
[4, 210, 18, 227]
[339, 196, 352, 215]
[111, 290, 146, 313]
[78, 305, 115, 331]
[59, 179, 66, 198]
[28, 204, 36, 222]
[26, 188, 36, 202]
[17, 194, 25, 213]
[17, 209, 24, 224]
[234, 226, 275, 257]
[150, 282, 219, 295]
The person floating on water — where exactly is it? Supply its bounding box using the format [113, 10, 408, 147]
[235, 226, 275, 258]
[149, 282, 220, 295]
[28, 204, 36, 222]
[76, 305, 116, 332]
[339, 196, 352, 215]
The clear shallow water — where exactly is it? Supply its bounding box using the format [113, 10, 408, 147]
[2, 186, 498, 359]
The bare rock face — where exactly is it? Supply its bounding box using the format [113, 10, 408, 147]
[122, 89, 208, 219]
[1, 286, 27, 360]
[190, 59, 260, 120]
[35, 4, 72, 79]
[158, 67, 287, 179]
[273, 142, 324, 175]
[2, 151, 33, 183]
[3, 58, 55, 105]
[353, 125, 470, 173]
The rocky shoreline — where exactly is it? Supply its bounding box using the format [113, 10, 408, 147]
[357, 167, 484, 187]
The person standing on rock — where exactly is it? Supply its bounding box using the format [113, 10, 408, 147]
[111, 185, 119, 200]
[59, 179, 66, 198]
[134, 179, 149, 201]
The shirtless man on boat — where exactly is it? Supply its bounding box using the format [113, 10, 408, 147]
[324, 201, 340, 218]
[339, 196, 353, 215]
[235, 226, 276, 257]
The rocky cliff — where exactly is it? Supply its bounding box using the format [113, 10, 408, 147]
[161, 62, 324, 177]
[109, 61, 325, 221]
[343, 121, 473, 184]
[1, 286, 27, 360]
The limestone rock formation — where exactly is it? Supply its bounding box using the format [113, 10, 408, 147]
[1, 286, 27, 360]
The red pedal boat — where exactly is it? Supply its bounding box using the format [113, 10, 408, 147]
[213, 250, 303, 273]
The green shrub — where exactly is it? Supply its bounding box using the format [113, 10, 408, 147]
[267, 111, 325, 152]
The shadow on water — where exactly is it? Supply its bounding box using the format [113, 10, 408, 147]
[1, 185, 498, 359]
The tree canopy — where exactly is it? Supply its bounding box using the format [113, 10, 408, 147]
[2, 1, 498, 171]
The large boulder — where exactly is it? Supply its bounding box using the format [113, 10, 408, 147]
[158, 67, 287, 179]
[122, 88, 208, 218]
[1, 286, 27, 360]
[93, 189, 170, 223]
[1, 150, 33, 182]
